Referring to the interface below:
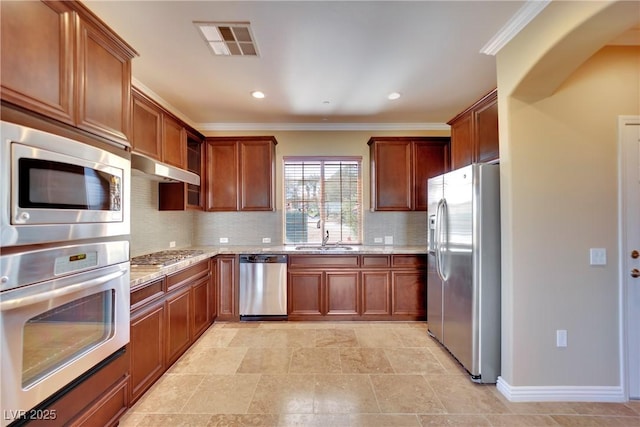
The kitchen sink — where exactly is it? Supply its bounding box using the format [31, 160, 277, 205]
[295, 245, 354, 251]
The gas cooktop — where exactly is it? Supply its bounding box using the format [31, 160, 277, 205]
[130, 249, 205, 267]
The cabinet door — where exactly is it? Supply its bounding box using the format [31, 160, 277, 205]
[288, 272, 323, 317]
[129, 301, 164, 404]
[76, 16, 131, 144]
[475, 94, 499, 163]
[206, 141, 239, 211]
[163, 114, 186, 168]
[239, 140, 275, 211]
[370, 140, 412, 211]
[191, 276, 211, 339]
[362, 271, 391, 316]
[165, 287, 191, 365]
[413, 141, 448, 211]
[132, 92, 162, 160]
[450, 112, 473, 170]
[391, 270, 426, 318]
[216, 256, 238, 320]
[326, 272, 360, 316]
[1, 1, 74, 124]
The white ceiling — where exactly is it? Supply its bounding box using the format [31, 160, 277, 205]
[84, 1, 532, 130]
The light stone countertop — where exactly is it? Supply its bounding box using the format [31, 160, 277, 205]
[129, 245, 427, 288]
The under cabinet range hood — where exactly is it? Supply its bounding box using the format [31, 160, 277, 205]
[130, 153, 200, 186]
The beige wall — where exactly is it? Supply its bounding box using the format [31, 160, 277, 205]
[497, 0, 640, 390]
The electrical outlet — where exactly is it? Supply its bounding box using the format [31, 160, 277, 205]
[219, 237, 229, 244]
[374, 237, 383, 244]
[262, 237, 271, 244]
[169, 241, 176, 248]
[589, 248, 607, 266]
[556, 330, 567, 348]
[384, 236, 393, 245]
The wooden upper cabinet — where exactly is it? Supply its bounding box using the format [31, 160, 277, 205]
[75, 15, 132, 144]
[475, 93, 499, 163]
[132, 90, 162, 160]
[370, 140, 413, 211]
[205, 137, 277, 212]
[0, 1, 136, 146]
[368, 137, 449, 211]
[413, 141, 449, 211]
[162, 114, 186, 169]
[239, 140, 276, 211]
[1, 1, 74, 124]
[448, 89, 499, 169]
[206, 140, 239, 211]
[450, 113, 473, 171]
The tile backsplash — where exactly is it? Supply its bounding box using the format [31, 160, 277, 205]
[131, 176, 427, 253]
[130, 175, 194, 256]
[193, 210, 427, 247]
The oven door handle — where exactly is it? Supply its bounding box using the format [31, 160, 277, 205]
[0, 269, 126, 311]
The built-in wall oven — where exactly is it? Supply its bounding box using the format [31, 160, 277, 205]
[0, 121, 131, 426]
[0, 242, 130, 426]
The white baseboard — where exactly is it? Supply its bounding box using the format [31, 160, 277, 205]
[497, 376, 627, 402]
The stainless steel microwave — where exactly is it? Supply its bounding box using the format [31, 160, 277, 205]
[1, 121, 130, 247]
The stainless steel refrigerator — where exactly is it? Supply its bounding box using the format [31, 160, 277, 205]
[427, 163, 501, 383]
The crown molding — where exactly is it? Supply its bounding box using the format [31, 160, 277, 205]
[480, 0, 551, 56]
[197, 122, 451, 132]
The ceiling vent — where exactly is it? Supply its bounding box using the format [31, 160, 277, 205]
[194, 22, 258, 56]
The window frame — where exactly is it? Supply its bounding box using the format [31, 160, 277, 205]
[283, 156, 363, 245]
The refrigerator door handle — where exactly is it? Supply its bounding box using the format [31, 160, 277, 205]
[435, 198, 447, 282]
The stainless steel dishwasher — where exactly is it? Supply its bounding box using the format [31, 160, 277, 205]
[239, 254, 288, 320]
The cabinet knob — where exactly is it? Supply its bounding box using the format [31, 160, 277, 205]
[632, 268, 640, 279]
[631, 250, 639, 259]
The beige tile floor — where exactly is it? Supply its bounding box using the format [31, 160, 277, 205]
[120, 322, 640, 427]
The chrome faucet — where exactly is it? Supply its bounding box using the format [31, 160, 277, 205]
[322, 230, 330, 246]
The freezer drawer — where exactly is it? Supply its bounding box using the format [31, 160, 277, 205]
[239, 254, 288, 318]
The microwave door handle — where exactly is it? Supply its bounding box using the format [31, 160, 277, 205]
[0, 269, 126, 311]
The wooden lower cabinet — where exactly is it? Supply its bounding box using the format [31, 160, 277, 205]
[128, 259, 215, 408]
[326, 272, 360, 316]
[288, 254, 425, 321]
[27, 349, 129, 427]
[362, 271, 392, 316]
[192, 275, 212, 338]
[129, 300, 165, 404]
[288, 272, 323, 316]
[215, 255, 238, 320]
[165, 286, 191, 366]
[391, 270, 427, 317]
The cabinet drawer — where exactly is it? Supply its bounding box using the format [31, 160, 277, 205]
[288, 255, 360, 269]
[361, 255, 390, 268]
[167, 259, 210, 290]
[391, 255, 427, 268]
[130, 278, 165, 310]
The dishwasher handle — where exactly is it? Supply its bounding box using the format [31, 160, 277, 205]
[240, 254, 287, 264]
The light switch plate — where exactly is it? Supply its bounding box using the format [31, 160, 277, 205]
[262, 237, 271, 243]
[384, 236, 393, 245]
[589, 248, 607, 266]
[220, 237, 229, 244]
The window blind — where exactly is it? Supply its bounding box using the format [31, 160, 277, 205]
[284, 157, 362, 245]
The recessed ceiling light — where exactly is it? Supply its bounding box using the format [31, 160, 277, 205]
[251, 91, 265, 99]
[388, 92, 401, 100]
